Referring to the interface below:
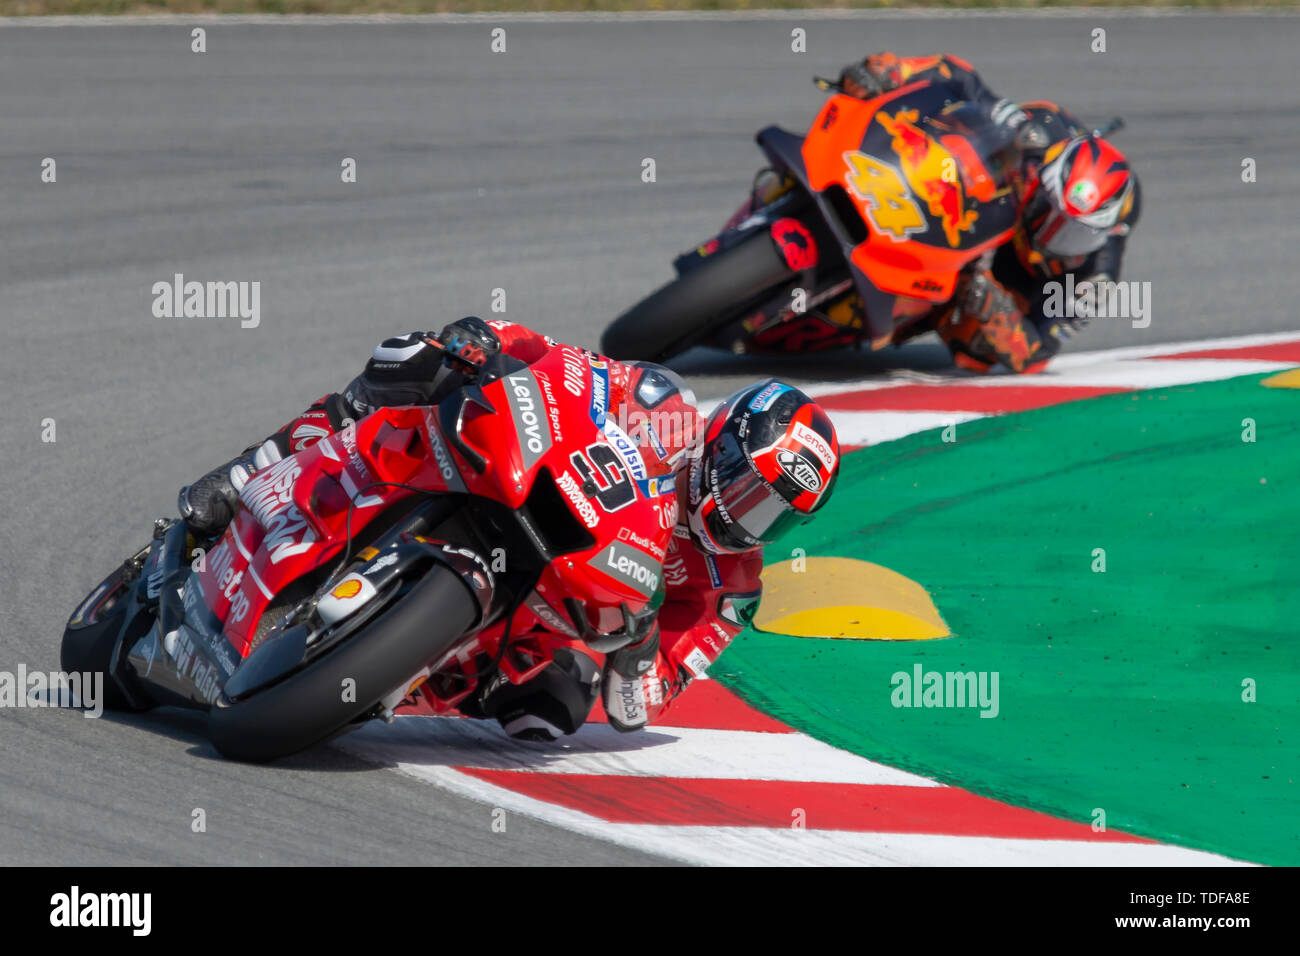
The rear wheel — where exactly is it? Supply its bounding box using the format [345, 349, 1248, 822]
[600, 228, 795, 362]
[208, 565, 479, 762]
[61, 560, 155, 711]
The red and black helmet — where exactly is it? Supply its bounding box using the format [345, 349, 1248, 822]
[687, 380, 840, 554]
[1021, 134, 1133, 258]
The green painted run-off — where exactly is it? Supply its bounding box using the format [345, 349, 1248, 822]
[720, 374, 1299, 865]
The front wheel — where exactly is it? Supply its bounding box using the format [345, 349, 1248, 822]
[62, 558, 156, 712]
[208, 565, 479, 762]
[601, 228, 795, 362]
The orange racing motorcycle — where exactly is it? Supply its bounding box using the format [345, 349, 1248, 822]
[602, 76, 1112, 362]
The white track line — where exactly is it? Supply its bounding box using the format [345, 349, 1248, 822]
[619, 828, 1254, 867]
[343, 716, 941, 786]
[798, 331, 1300, 402]
[1050, 329, 1300, 367]
[989, 358, 1294, 390]
[336, 751, 1251, 866]
[828, 410, 983, 446]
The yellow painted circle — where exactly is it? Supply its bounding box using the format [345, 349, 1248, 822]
[1261, 369, 1300, 389]
[754, 556, 949, 641]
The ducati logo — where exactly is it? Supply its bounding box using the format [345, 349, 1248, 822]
[291, 422, 331, 451]
[777, 450, 821, 492]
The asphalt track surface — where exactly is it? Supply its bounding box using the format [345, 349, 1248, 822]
[1, 11, 1298, 865]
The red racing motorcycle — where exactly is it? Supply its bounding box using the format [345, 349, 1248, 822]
[61, 346, 676, 761]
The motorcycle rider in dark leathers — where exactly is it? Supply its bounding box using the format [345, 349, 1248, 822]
[838, 52, 1142, 373]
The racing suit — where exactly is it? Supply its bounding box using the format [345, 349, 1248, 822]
[180, 319, 764, 739]
[842, 53, 1142, 372]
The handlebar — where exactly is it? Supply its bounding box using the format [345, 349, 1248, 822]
[1092, 116, 1125, 138]
[815, 70, 1126, 143]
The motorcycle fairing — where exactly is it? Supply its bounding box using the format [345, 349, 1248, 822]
[759, 82, 1019, 344]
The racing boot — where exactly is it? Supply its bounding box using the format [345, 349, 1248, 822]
[177, 443, 274, 537]
[601, 627, 664, 733]
[477, 648, 602, 742]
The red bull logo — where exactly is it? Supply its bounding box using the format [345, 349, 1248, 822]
[877, 108, 978, 247]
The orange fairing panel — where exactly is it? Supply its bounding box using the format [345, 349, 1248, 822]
[802, 88, 1015, 305]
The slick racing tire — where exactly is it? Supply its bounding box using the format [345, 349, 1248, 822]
[208, 565, 479, 763]
[600, 228, 795, 362]
[61, 561, 156, 712]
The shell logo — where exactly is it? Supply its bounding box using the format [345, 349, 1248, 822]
[331, 579, 363, 600]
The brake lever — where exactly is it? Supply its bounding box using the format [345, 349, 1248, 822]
[1092, 116, 1125, 138]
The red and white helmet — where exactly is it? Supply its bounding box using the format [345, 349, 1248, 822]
[1021, 134, 1133, 258]
[687, 380, 840, 554]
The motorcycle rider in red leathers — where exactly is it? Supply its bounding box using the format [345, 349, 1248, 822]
[838, 52, 1142, 373]
[178, 317, 841, 740]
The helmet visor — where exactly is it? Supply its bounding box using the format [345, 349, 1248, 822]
[704, 433, 806, 550]
[1031, 206, 1109, 258]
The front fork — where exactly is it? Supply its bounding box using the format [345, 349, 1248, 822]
[720, 168, 797, 233]
[674, 170, 803, 276]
